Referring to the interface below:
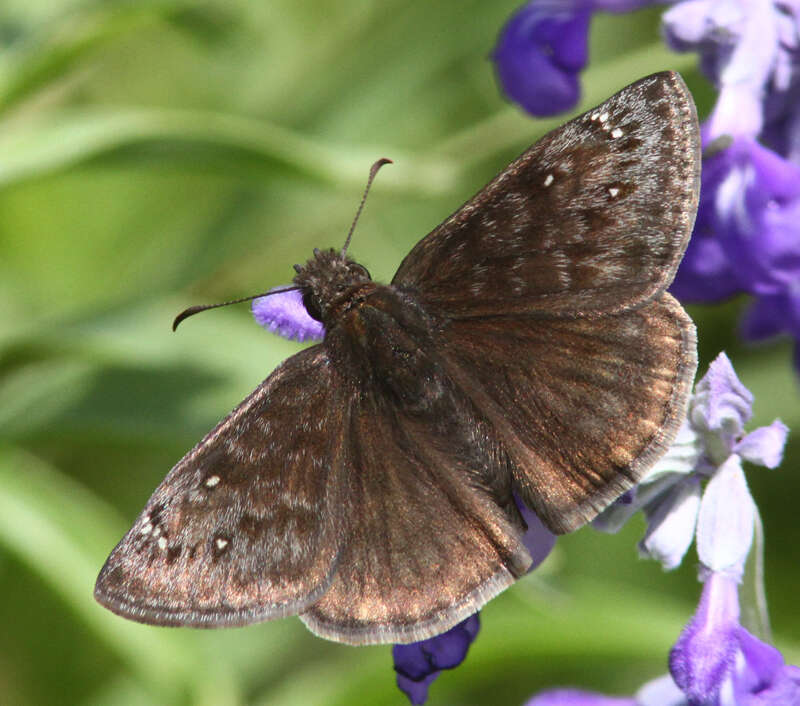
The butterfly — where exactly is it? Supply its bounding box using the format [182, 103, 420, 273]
[95, 71, 700, 645]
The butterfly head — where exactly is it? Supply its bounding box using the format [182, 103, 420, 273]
[292, 248, 372, 323]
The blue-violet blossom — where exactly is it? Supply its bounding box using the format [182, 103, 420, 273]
[492, 0, 654, 116]
[252, 287, 324, 342]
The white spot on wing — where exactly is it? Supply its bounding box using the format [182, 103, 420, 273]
[610, 127, 623, 138]
[599, 112, 609, 123]
[543, 174, 554, 187]
[608, 187, 620, 198]
[157, 537, 168, 550]
[215, 538, 229, 550]
[205, 475, 220, 488]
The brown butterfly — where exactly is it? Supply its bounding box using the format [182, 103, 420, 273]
[95, 71, 700, 645]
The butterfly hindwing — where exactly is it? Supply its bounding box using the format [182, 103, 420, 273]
[439, 293, 697, 534]
[300, 314, 533, 644]
[392, 71, 700, 320]
[94, 346, 346, 627]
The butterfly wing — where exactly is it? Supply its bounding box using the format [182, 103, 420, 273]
[392, 71, 700, 533]
[438, 293, 696, 534]
[94, 346, 347, 627]
[299, 358, 533, 645]
[263, 303, 531, 645]
[392, 71, 700, 320]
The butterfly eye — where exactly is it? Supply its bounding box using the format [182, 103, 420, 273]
[347, 262, 371, 281]
[302, 291, 324, 322]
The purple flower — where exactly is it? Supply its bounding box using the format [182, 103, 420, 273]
[251, 287, 324, 342]
[393, 497, 556, 704]
[741, 293, 800, 371]
[669, 137, 748, 303]
[670, 136, 800, 365]
[525, 689, 637, 705]
[492, 0, 655, 116]
[668, 570, 800, 705]
[594, 353, 787, 569]
[493, 1, 592, 116]
[732, 630, 800, 704]
[670, 571, 741, 704]
[663, 0, 800, 142]
[520, 509, 557, 578]
[393, 615, 480, 705]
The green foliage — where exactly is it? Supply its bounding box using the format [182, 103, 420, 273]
[0, 1, 797, 704]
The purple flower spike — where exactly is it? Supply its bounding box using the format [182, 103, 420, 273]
[715, 139, 800, 298]
[493, 1, 592, 116]
[251, 287, 325, 342]
[393, 614, 480, 705]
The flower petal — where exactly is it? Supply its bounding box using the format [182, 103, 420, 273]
[492, 1, 591, 116]
[396, 671, 438, 706]
[393, 614, 480, 704]
[645, 422, 704, 478]
[669, 571, 741, 704]
[690, 352, 753, 455]
[740, 295, 792, 341]
[731, 628, 800, 704]
[733, 420, 789, 469]
[635, 674, 687, 706]
[696, 455, 755, 574]
[252, 288, 325, 342]
[524, 689, 637, 706]
[639, 476, 702, 570]
[663, 0, 779, 139]
[516, 494, 557, 569]
[593, 471, 689, 534]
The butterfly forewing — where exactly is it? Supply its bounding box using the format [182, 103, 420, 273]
[392, 71, 700, 320]
[94, 347, 345, 626]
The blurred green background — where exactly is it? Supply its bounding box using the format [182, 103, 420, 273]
[1, 1, 797, 705]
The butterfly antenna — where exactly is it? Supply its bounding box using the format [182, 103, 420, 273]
[172, 286, 299, 331]
[341, 158, 392, 256]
